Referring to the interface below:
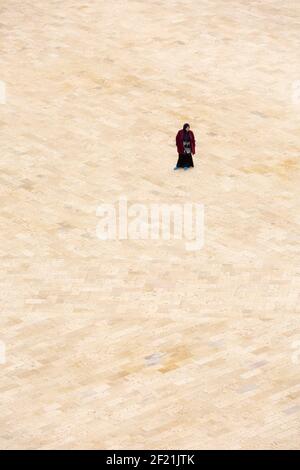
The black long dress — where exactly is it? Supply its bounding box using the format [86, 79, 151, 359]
[176, 131, 194, 168]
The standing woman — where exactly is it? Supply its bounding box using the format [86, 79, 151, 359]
[174, 123, 196, 170]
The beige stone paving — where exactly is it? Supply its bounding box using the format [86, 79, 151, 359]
[0, 0, 299, 449]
